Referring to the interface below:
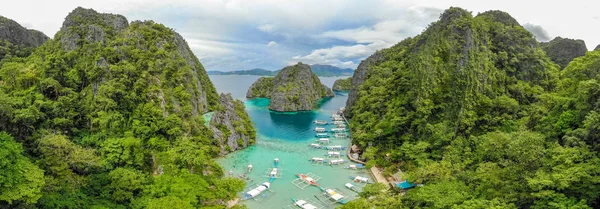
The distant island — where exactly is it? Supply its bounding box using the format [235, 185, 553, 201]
[246, 62, 334, 111]
[208, 64, 353, 77]
[332, 77, 352, 91]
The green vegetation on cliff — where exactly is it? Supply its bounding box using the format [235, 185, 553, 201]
[343, 8, 600, 208]
[541, 36, 588, 69]
[332, 77, 352, 91]
[209, 93, 256, 155]
[246, 77, 273, 98]
[0, 16, 49, 61]
[0, 7, 250, 208]
[246, 62, 334, 111]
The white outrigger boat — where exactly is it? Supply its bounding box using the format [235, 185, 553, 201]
[328, 159, 346, 165]
[324, 145, 345, 150]
[345, 183, 360, 193]
[345, 164, 365, 170]
[332, 117, 344, 121]
[241, 182, 271, 200]
[269, 168, 278, 182]
[349, 175, 370, 183]
[336, 124, 347, 128]
[334, 133, 348, 138]
[310, 157, 325, 164]
[320, 188, 348, 204]
[310, 143, 321, 149]
[317, 138, 330, 144]
[314, 127, 326, 132]
[331, 128, 347, 133]
[290, 198, 322, 209]
[315, 133, 329, 138]
[333, 121, 345, 125]
[326, 151, 342, 158]
[314, 120, 328, 125]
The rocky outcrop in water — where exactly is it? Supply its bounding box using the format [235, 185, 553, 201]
[332, 77, 352, 91]
[246, 62, 334, 111]
[210, 93, 256, 155]
[541, 36, 587, 69]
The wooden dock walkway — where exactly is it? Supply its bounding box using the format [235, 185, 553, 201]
[370, 167, 390, 186]
[340, 110, 392, 187]
[340, 112, 366, 165]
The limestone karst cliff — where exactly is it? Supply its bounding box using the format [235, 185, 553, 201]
[246, 62, 334, 111]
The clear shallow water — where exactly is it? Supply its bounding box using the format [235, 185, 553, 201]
[209, 75, 368, 209]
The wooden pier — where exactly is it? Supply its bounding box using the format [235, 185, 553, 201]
[339, 111, 366, 165]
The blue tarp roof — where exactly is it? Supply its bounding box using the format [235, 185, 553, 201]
[397, 181, 416, 189]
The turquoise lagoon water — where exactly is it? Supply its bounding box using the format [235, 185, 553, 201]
[209, 75, 370, 209]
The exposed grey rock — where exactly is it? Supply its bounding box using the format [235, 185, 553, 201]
[92, 57, 109, 97]
[60, 7, 128, 33]
[0, 16, 49, 48]
[85, 25, 106, 44]
[247, 63, 334, 111]
[210, 93, 256, 155]
[172, 32, 210, 115]
[59, 7, 128, 51]
[0, 15, 49, 61]
[345, 51, 384, 117]
[595, 45, 600, 51]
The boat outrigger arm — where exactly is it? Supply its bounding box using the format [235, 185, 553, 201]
[241, 182, 271, 200]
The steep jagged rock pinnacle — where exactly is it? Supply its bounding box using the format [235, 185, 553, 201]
[210, 93, 256, 155]
[345, 7, 557, 141]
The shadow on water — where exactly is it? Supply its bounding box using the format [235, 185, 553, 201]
[268, 111, 317, 141]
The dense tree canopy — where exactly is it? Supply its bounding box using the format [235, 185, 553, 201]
[344, 7, 600, 208]
[0, 7, 249, 208]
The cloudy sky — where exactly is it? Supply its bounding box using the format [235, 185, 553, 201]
[1, 0, 598, 71]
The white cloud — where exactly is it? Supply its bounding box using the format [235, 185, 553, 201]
[293, 6, 440, 69]
[0, 0, 599, 71]
[523, 23, 551, 42]
[267, 41, 277, 47]
[258, 24, 275, 33]
[292, 41, 388, 69]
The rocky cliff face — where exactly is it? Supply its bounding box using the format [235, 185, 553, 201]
[0, 16, 49, 60]
[0, 16, 48, 47]
[347, 7, 558, 150]
[541, 36, 588, 69]
[59, 7, 128, 52]
[247, 62, 334, 111]
[53, 8, 219, 118]
[332, 77, 352, 91]
[345, 51, 384, 117]
[595, 45, 600, 51]
[0, 7, 245, 150]
[210, 93, 256, 155]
